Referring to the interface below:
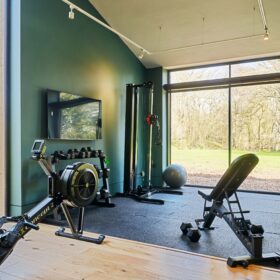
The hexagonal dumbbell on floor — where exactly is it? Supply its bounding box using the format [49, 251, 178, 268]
[180, 223, 201, 242]
[250, 224, 264, 235]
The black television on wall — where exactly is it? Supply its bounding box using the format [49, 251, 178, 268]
[47, 90, 102, 140]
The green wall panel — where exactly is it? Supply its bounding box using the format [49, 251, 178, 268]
[9, 0, 147, 214]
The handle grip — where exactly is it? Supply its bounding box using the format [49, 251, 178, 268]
[24, 221, 39, 230]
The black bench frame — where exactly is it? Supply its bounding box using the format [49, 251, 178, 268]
[191, 154, 280, 267]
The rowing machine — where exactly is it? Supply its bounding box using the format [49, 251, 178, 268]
[0, 140, 105, 266]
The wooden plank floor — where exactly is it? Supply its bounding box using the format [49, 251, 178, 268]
[0, 224, 279, 280]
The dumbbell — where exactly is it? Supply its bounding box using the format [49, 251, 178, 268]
[249, 224, 264, 235]
[180, 223, 201, 242]
[91, 150, 98, 158]
[51, 151, 60, 164]
[78, 147, 87, 158]
[87, 147, 98, 158]
[67, 149, 75, 159]
[61, 151, 71, 160]
[52, 151, 68, 163]
[85, 147, 92, 158]
[245, 220, 264, 235]
[73, 149, 80, 158]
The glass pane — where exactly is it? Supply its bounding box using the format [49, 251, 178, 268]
[231, 58, 280, 77]
[232, 84, 280, 192]
[171, 89, 228, 187]
[170, 65, 229, 83]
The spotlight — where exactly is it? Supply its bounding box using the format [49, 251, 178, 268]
[264, 26, 269, 40]
[138, 49, 144, 59]
[69, 5, 75, 20]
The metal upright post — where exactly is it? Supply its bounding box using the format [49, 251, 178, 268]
[119, 81, 182, 204]
[77, 207, 85, 234]
[132, 87, 139, 190]
[123, 84, 135, 193]
[147, 83, 154, 186]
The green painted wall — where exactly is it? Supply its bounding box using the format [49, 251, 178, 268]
[8, 0, 147, 214]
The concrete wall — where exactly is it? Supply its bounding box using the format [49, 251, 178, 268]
[0, 2, 6, 215]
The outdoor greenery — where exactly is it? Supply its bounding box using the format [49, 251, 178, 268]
[171, 84, 280, 152]
[171, 147, 280, 178]
[170, 59, 280, 191]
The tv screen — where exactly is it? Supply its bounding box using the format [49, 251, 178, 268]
[47, 90, 102, 140]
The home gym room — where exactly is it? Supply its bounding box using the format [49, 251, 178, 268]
[0, 0, 280, 279]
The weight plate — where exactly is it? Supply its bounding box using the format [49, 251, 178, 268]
[60, 162, 99, 207]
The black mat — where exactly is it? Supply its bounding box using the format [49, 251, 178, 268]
[46, 187, 280, 261]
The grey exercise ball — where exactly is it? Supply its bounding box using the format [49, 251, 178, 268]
[162, 164, 187, 188]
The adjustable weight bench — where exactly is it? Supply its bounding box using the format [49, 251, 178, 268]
[183, 153, 280, 267]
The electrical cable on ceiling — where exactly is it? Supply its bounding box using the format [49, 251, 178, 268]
[61, 0, 270, 57]
[61, 0, 150, 58]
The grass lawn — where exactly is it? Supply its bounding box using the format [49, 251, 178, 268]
[171, 147, 280, 179]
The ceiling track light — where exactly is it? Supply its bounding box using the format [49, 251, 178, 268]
[68, 5, 75, 20]
[264, 26, 269, 41]
[138, 49, 145, 60]
[62, 0, 270, 58]
[257, 0, 269, 41]
[61, 0, 150, 59]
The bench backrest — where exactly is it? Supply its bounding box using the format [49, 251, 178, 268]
[210, 153, 259, 201]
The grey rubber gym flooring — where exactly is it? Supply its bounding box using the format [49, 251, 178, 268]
[47, 187, 280, 263]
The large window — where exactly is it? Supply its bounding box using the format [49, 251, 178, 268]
[169, 57, 280, 193]
[171, 89, 228, 187]
[170, 65, 229, 82]
[231, 84, 280, 192]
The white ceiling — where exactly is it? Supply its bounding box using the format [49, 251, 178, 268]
[89, 0, 280, 69]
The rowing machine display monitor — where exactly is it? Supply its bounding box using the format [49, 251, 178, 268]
[0, 140, 113, 266]
[31, 140, 46, 154]
[181, 153, 280, 268]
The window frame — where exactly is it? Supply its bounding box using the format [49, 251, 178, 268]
[166, 56, 280, 194]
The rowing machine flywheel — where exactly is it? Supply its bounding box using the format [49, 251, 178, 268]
[60, 162, 99, 207]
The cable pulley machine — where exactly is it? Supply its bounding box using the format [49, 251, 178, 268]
[118, 82, 183, 204]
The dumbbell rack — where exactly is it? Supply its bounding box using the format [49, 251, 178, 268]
[51, 147, 115, 208]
